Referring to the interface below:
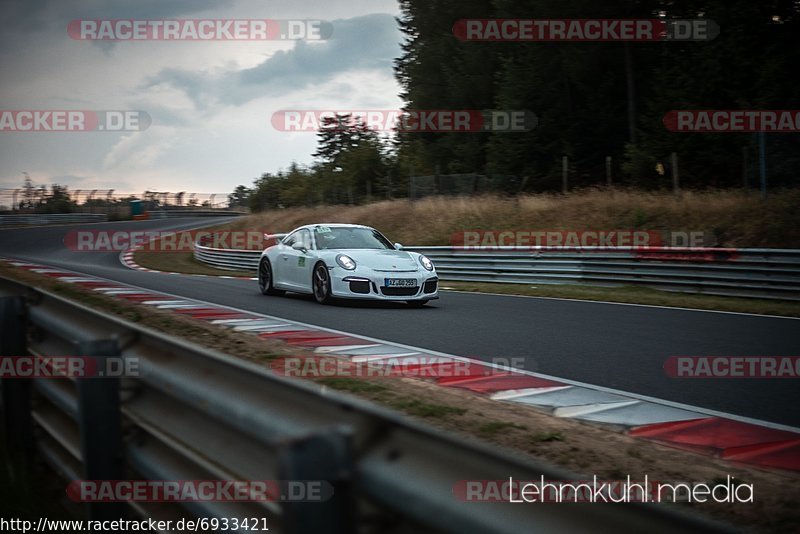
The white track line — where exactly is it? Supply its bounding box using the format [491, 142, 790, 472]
[441, 289, 800, 320]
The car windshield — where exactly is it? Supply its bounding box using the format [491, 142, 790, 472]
[314, 226, 394, 250]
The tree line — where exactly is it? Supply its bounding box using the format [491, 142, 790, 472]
[243, 0, 799, 211]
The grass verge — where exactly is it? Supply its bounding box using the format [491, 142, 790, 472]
[224, 189, 800, 248]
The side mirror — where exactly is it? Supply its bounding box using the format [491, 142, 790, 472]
[291, 242, 307, 252]
[394, 242, 403, 250]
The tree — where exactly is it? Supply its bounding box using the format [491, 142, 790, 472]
[627, 0, 800, 188]
[228, 185, 252, 209]
[20, 177, 35, 210]
[395, 0, 497, 176]
[394, 0, 800, 190]
[249, 172, 283, 212]
[40, 184, 76, 214]
[312, 114, 390, 203]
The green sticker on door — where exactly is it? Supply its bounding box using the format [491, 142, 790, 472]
[298, 257, 306, 267]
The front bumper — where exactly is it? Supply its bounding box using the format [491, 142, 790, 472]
[329, 268, 439, 301]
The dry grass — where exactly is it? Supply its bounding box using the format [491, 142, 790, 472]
[222, 189, 800, 248]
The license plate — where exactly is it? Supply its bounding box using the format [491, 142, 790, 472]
[385, 278, 417, 287]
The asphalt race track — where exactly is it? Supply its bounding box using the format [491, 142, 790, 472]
[1, 218, 798, 427]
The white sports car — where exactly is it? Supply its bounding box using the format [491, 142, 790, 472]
[257, 223, 439, 306]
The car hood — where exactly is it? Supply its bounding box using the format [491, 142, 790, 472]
[335, 249, 419, 271]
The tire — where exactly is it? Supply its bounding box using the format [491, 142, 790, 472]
[312, 262, 332, 304]
[407, 300, 429, 307]
[258, 259, 284, 296]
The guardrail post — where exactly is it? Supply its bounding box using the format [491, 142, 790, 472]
[278, 427, 355, 534]
[741, 146, 749, 190]
[671, 152, 680, 195]
[758, 131, 767, 199]
[0, 296, 34, 480]
[75, 339, 125, 520]
[409, 165, 415, 201]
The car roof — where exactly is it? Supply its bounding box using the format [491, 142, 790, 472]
[296, 223, 372, 231]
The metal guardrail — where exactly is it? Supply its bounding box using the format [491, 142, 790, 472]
[146, 210, 247, 219]
[193, 242, 800, 301]
[0, 277, 726, 533]
[0, 213, 108, 226]
[194, 243, 262, 271]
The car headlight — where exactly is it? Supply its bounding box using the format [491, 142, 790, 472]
[418, 255, 434, 271]
[336, 254, 357, 270]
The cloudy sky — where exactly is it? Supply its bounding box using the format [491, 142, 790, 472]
[0, 0, 402, 196]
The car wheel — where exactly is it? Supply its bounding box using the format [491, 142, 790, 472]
[312, 263, 332, 304]
[258, 259, 284, 296]
[407, 300, 429, 307]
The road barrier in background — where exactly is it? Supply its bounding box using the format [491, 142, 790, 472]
[0, 277, 725, 533]
[0, 210, 244, 226]
[0, 213, 108, 226]
[193, 242, 800, 301]
[146, 209, 247, 219]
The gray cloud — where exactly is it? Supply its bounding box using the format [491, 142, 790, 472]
[0, 0, 232, 56]
[0, 1, 402, 192]
[1, 0, 230, 31]
[145, 13, 401, 108]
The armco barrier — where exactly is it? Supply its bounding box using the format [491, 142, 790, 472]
[193, 241, 800, 301]
[0, 213, 107, 225]
[194, 242, 263, 271]
[0, 276, 727, 533]
[146, 210, 247, 219]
